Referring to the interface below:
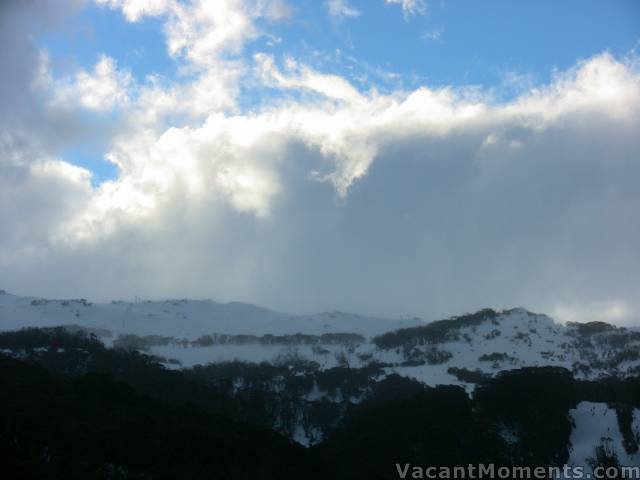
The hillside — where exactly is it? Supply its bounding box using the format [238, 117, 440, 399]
[0, 291, 420, 338]
[1, 333, 639, 476]
[2, 291, 640, 472]
[3, 292, 638, 387]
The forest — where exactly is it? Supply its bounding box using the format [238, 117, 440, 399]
[1, 327, 639, 479]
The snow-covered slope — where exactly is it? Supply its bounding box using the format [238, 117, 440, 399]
[0, 291, 420, 338]
[145, 308, 640, 386]
[2, 290, 640, 458]
[372, 308, 640, 385]
[2, 292, 639, 385]
[568, 402, 640, 469]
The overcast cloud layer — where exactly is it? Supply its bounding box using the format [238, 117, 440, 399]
[1, 0, 639, 325]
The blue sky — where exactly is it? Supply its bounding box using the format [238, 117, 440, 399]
[2, 0, 640, 323]
[42, 0, 640, 90]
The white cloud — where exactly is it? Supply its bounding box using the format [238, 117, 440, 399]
[0, 150, 93, 263]
[8, 53, 636, 320]
[165, 0, 256, 66]
[385, 0, 427, 18]
[52, 55, 133, 111]
[94, 0, 172, 21]
[96, 0, 290, 67]
[326, 0, 360, 20]
[91, 0, 291, 125]
[254, 53, 364, 103]
[552, 301, 635, 326]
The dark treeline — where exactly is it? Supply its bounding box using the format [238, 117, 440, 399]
[112, 331, 365, 351]
[372, 308, 501, 348]
[0, 354, 324, 480]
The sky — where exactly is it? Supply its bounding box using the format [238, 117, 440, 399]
[1, 0, 639, 325]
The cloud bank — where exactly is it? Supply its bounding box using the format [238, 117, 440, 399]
[1, 0, 639, 326]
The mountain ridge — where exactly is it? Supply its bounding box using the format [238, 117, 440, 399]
[0, 291, 423, 338]
[2, 291, 640, 386]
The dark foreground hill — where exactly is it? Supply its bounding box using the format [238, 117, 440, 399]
[0, 354, 326, 480]
[1, 328, 639, 478]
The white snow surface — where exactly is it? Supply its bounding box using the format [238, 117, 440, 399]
[0, 292, 420, 338]
[568, 402, 640, 468]
[2, 292, 640, 386]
